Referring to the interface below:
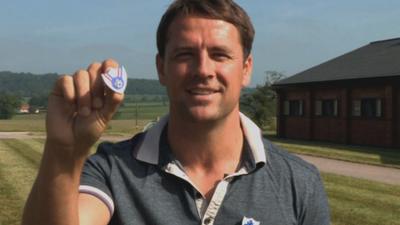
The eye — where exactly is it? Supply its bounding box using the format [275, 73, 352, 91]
[212, 52, 231, 61]
[174, 51, 193, 60]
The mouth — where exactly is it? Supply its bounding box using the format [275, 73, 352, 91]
[186, 88, 220, 95]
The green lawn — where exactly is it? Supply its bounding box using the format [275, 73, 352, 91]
[268, 136, 400, 169]
[105, 119, 152, 135]
[0, 119, 46, 132]
[0, 139, 42, 225]
[0, 118, 152, 135]
[0, 101, 169, 133]
[0, 138, 399, 225]
[115, 102, 168, 120]
[323, 173, 400, 225]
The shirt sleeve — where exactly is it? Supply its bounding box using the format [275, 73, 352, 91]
[299, 171, 331, 225]
[79, 142, 115, 216]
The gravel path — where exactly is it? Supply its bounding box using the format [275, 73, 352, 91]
[0, 132, 131, 141]
[1, 132, 399, 185]
[0, 132, 42, 139]
[297, 154, 400, 185]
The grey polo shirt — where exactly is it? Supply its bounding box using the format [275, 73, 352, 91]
[79, 113, 330, 225]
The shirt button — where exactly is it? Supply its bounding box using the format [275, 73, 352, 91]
[204, 217, 212, 224]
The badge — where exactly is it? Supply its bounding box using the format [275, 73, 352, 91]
[101, 66, 128, 94]
[242, 216, 260, 225]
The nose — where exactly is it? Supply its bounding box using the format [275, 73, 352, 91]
[193, 51, 215, 79]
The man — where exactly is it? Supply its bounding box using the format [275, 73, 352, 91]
[22, 0, 330, 225]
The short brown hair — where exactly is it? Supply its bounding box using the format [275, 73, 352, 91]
[156, 0, 255, 59]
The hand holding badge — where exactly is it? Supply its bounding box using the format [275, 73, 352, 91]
[101, 66, 128, 94]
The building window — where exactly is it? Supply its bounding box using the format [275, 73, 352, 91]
[352, 98, 382, 117]
[283, 100, 303, 116]
[315, 99, 338, 117]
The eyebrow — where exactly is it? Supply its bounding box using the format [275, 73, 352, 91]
[172, 45, 234, 54]
[209, 46, 234, 55]
[172, 46, 196, 52]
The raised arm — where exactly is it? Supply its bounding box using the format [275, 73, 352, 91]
[21, 59, 123, 225]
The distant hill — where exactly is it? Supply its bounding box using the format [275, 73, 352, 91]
[0, 71, 58, 96]
[0, 71, 255, 97]
[0, 71, 166, 97]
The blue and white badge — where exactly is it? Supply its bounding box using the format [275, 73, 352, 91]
[242, 216, 260, 225]
[101, 66, 128, 94]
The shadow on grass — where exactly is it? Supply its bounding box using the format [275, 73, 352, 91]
[264, 133, 400, 168]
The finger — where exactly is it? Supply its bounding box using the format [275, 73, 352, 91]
[101, 58, 119, 74]
[73, 70, 91, 117]
[101, 91, 124, 121]
[52, 75, 75, 104]
[87, 62, 104, 109]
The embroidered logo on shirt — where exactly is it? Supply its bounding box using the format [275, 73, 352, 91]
[242, 216, 260, 225]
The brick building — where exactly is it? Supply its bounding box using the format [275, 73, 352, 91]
[273, 38, 400, 148]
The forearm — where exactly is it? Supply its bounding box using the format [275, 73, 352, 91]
[22, 141, 89, 225]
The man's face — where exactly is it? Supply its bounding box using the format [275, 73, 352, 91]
[156, 16, 252, 122]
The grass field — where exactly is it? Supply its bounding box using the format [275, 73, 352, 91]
[0, 118, 153, 135]
[268, 136, 400, 169]
[0, 138, 399, 225]
[1, 107, 400, 224]
[0, 139, 43, 225]
[323, 173, 400, 225]
[0, 101, 169, 133]
[114, 102, 168, 120]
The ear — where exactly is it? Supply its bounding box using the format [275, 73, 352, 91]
[241, 54, 253, 87]
[156, 54, 167, 86]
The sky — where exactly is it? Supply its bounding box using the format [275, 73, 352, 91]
[1, 0, 400, 86]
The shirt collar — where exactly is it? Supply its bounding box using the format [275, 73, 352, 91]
[133, 112, 267, 165]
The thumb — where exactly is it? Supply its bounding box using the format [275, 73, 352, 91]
[99, 58, 123, 121]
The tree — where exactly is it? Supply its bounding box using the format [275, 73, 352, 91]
[0, 93, 22, 119]
[240, 71, 285, 129]
[29, 94, 49, 108]
[161, 96, 169, 106]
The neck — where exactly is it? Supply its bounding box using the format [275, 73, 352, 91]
[167, 110, 244, 173]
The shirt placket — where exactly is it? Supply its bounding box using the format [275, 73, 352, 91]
[200, 167, 249, 225]
[164, 160, 251, 224]
[200, 179, 229, 225]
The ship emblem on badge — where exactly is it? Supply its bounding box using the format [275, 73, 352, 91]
[242, 216, 260, 225]
[101, 66, 128, 94]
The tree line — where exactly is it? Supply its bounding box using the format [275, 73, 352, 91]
[0, 71, 167, 97]
[0, 71, 167, 119]
[0, 70, 284, 130]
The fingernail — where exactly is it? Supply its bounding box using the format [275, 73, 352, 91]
[79, 106, 91, 117]
[93, 97, 103, 108]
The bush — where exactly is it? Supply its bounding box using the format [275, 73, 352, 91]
[0, 94, 22, 119]
[240, 71, 285, 129]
